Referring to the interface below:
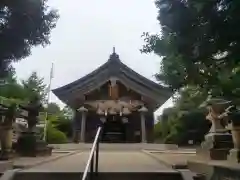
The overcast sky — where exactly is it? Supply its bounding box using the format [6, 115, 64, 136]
[14, 0, 173, 116]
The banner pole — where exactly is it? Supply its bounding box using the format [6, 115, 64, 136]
[43, 63, 54, 142]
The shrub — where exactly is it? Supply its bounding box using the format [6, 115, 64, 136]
[54, 118, 73, 138]
[46, 126, 67, 144]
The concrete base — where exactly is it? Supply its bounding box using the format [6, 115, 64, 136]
[197, 133, 233, 160]
[228, 148, 240, 163]
[16, 132, 52, 157]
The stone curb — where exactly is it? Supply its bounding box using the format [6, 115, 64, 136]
[14, 151, 80, 170]
[145, 150, 196, 154]
[142, 150, 188, 170]
[0, 169, 22, 180]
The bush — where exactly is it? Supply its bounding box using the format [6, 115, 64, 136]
[46, 126, 67, 144]
[54, 118, 73, 138]
[154, 121, 162, 138]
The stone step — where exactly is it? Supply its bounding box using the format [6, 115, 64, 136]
[11, 171, 184, 180]
[178, 170, 205, 180]
[193, 174, 205, 180]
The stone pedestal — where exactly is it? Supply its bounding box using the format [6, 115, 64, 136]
[188, 158, 240, 180]
[197, 133, 233, 160]
[16, 132, 52, 157]
[228, 148, 240, 163]
[0, 128, 13, 160]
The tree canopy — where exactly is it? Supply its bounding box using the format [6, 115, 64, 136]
[142, 0, 240, 101]
[0, 71, 47, 104]
[147, 0, 240, 144]
[155, 86, 210, 145]
[0, 71, 73, 142]
[0, 0, 59, 78]
[21, 71, 47, 102]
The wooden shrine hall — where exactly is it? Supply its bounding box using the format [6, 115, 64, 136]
[52, 49, 172, 143]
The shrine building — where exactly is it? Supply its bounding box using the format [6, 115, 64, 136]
[52, 49, 172, 143]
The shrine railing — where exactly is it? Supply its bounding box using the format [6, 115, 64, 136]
[82, 127, 102, 180]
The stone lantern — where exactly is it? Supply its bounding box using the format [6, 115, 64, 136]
[198, 98, 233, 160]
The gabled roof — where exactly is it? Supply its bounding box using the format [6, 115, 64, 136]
[52, 51, 173, 109]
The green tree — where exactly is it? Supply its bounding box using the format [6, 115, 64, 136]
[61, 106, 74, 119]
[0, 75, 26, 100]
[159, 107, 175, 137]
[53, 117, 73, 138]
[45, 104, 73, 138]
[174, 86, 208, 110]
[0, 0, 59, 78]
[154, 86, 209, 145]
[21, 71, 47, 102]
[46, 115, 67, 144]
[46, 102, 61, 115]
[142, 0, 240, 101]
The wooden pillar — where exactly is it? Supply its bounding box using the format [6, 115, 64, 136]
[138, 106, 148, 143]
[78, 106, 88, 142]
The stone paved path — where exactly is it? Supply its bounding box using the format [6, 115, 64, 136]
[22, 151, 175, 172]
[13, 151, 76, 168]
[50, 143, 178, 151]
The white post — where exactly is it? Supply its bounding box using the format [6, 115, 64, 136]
[138, 106, 148, 143]
[78, 106, 88, 142]
[80, 113, 86, 142]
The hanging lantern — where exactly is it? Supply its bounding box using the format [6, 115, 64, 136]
[122, 117, 128, 124]
[122, 107, 131, 115]
[109, 108, 117, 115]
[104, 110, 108, 116]
[100, 117, 106, 123]
[97, 108, 104, 115]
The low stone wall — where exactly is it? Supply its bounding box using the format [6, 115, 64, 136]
[188, 158, 240, 180]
